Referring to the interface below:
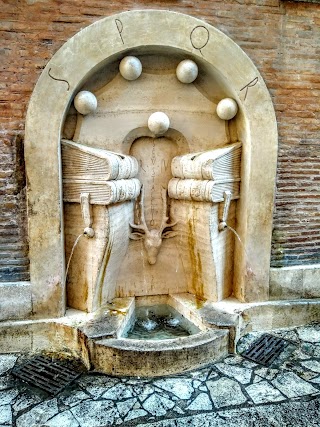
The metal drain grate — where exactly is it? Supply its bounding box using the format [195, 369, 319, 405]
[12, 355, 82, 395]
[241, 333, 289, 366]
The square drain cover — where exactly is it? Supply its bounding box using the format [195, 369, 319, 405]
[241, 333, 289, 366]
[12, 355, 82, 395]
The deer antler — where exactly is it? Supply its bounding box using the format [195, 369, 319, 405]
[130, 185, 148, 233]
[159, 188, 177, 233]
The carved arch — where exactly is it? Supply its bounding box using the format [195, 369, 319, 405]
[25, 10, 277, 317]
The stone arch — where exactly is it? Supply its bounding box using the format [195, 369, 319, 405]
[25, 10, 277, 317]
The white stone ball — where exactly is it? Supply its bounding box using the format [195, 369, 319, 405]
[119, 56, 142, 81]
[74, 91, 97, 115]
[216, 98, 238, 121]
[148, 112, 170, 136]
[176, 59, 198, 84]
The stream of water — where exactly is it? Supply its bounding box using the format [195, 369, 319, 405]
[65, 233, 83, 284]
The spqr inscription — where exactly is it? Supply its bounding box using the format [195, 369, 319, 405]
[190, 26, 210, 56]
[48, 68, 70, 91]
[240, 77, 258, 101]
[115, 19, 124, 44]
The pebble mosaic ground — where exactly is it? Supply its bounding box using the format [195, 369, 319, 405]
[0, 323, 320, 427]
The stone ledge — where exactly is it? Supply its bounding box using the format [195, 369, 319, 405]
[0, 282, 32, 321]
[270, 265, 320, 300]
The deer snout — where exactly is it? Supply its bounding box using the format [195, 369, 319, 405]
[147, 251, 158, 265]
[144, 231, 162, 265]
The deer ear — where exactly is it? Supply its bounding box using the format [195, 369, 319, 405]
[129, 232, 144, 240]
[162, 231, 178, 239]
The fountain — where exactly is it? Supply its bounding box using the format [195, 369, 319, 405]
[4, 10, 318, 377]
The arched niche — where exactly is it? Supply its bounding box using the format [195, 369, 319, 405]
[25, 10, 277, 317]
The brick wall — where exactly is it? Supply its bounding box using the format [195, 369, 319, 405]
[0, 0, 319, 281]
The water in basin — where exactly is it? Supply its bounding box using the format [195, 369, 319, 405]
[124, 304, 200, 340]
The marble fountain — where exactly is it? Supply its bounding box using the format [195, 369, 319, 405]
[2, 10, 319, 377]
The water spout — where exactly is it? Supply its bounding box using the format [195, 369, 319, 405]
[226, 224, 248, 258]
[65, 233, 83, 284]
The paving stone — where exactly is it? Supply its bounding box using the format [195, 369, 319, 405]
[193, 380, 202, 388]
[313, 345, 320, 357]
[207, 378, 247, 408]
[12, 391, 43, 415]
[116, 397, 137, 418]
[292, 350, 311, 360]
[245, 380, 286, 404]
[254, 367, 278, 380]
[186, 393, 213, 411]
[102, 382, 134, 400]
[220, 398, 320, 426]
[60, 389, 90, 407]
[45, 410, 80, 427]
[301, 360, 320, 373]
[310, 376, 320, 385]
[224, 355, 243, 365]
[143, 393, 175, 416]
[272, 372, 319, 398]
[0, 355, 17, 375]
[300, 343, 320, 359]
[125, 408, 148, 422]
[136, 396, 320, 426]
[207, 370, 219, 380]
[0, 405, 12, 425]
[275, 343, 298, 365]
[153, 378, 194, 399]
[236, 332, 262, 354]
[125, 378, 150, 385]
[0, 388, 19, 406]
[297, 326, 320, 343]
[199, 385, 207, 392]
[71, 400, 119, 427]
[132, 383, 154, 401]
[77, 375, 119, 399]
[215, 363, 252, 384]
[137, 421, 180, 427]
[297, 370, 319, 381]
[241, 360, 259, 369]
[190, 368, 210, 381]
[16, 398, 59, 427]
[0, 374, 16, 391]
[272, 329, 299, 343]
[173, 406, 184, 414]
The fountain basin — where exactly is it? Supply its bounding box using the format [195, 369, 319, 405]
[83, 295, 229, 376]
[91, 329, 228, 377]
[123, 304, 200, 340]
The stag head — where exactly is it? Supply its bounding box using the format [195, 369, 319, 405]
[129, 187, 178, 265]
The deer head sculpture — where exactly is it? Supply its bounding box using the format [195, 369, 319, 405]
[129, 187, 178, 265]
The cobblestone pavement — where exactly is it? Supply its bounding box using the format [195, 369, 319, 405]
[1, 324, 320, 427]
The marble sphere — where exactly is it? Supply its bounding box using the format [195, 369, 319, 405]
[148, 112, 170, 136]
[216, 98, 238, 120]
[74, 91, 97, 115]
[176, 59, 199, 84]
[119, 56, 142, 81]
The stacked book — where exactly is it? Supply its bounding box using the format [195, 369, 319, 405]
[168, 142, 242, 203]
[61, 139, 141, 205]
